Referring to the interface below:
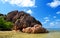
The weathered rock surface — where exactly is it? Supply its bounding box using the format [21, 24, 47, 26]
[22, 24, 48, 33]
[6, 10, 48, 33]
[6, 10, 18, 22]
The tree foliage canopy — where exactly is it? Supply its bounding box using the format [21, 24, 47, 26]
[0, 16, 13, 30]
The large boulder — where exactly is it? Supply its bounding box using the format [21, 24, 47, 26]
[32, 24, 48, 33]
[6, 10, 18, 22]
[6, 10, 48, 33]
[22, 27, 32, 33]
[13, 15, 42, 30]
[12, 11, 30, 22]
[22, 24, 48, 33]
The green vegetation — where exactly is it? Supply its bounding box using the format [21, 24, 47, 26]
[0, 16, 13, 30]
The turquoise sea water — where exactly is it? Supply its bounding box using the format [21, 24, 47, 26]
[47, 28, 60, 31]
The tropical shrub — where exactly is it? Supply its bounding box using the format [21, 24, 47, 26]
[0, 16, 13, 30]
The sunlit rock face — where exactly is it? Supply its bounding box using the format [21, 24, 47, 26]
[6, 10, 48, 33]
[22, 24, 48, 33]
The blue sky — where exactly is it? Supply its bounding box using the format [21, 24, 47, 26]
[0, 0, 60, 28]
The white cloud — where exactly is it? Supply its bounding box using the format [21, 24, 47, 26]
[43, 17, 50, 24]
[1, 0, 35, 7]
[47, 0, 60, 8]
[56, 11, 60, 14]
[44, 17, 49, 20]
[53, 16, 56, 18]
[43, 19, 50, 24]
[1, 0, 8, 3]
[26, 9, 32, 14]
[55, 19, 60, 26]
[50, 22, 55, 26]
[50, 19, 60, 27]
[42, 16, 60, 28]
[55, 21, 60, 25]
